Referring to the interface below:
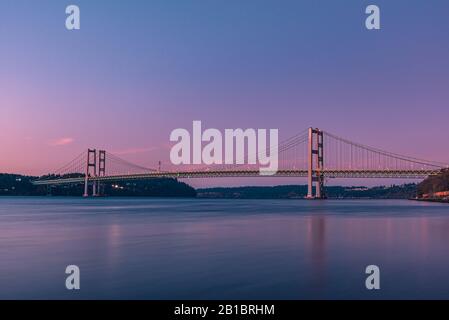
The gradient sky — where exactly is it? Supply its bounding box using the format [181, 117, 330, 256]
[1, 0, 448, 186]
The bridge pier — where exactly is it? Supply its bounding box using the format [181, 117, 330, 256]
[46, 185, 53, 196]
[306, 127, 325, 199]
[93, 182, 98, 196]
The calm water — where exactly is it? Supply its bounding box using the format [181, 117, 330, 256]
[0, 197, 449, 299]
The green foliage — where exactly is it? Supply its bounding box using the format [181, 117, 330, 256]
[0, 174, 196, 197]
[198, 184, 418, 199]
[417, 170, 449, 196]
[0, 174, 46, 196]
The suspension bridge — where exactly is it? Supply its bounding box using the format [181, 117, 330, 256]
[32, 128, 447, 198]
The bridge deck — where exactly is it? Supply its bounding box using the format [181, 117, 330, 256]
[32, 169, 441, 185]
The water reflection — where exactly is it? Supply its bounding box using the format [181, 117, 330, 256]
[106, 224, 122, 271]
[307, 215, 327, 292]
[1, 198, 449, 299]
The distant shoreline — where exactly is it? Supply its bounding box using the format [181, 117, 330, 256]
[411, 198, 449, 204]
[197, 184, 418, 200]
[0, 195, 435, 201]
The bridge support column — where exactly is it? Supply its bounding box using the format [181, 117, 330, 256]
[306, 128, 325, 199]
[316, 129, 324, 198]
[307, 128, 314, 198]
[84, 149, 97, 197]
[97, 150, 106, 196]
[83, 179, 88, 197]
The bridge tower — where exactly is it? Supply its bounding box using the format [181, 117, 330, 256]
[97, 150, 106, 196]
[307, 128, 325, 199]
[83, 149, 97, 197]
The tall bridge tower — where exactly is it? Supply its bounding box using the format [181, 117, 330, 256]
[307, 127, 325, 199]
[98, 150, 106, 196]
[83, 149, 97, 197]
[83, 149, 106, 197]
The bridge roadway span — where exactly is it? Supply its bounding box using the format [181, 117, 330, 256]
[32, 169, 441, 186]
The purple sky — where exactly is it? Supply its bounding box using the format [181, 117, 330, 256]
[1, 0, 448, 186]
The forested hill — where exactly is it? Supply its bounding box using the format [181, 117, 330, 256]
[0, 174, 39, 196]
[0, 173, 196, 197]
[417, 170, 449, 197]
[198, 184, 418, 199]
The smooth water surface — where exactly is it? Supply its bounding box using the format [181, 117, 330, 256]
[0, 197, 448, 299]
